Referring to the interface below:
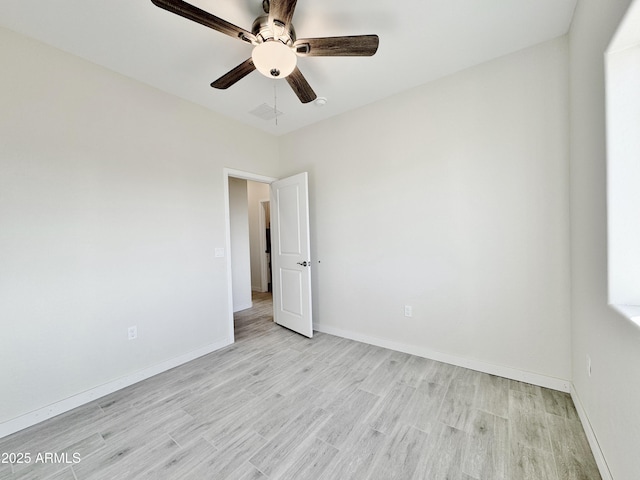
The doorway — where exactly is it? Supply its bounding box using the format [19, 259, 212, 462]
[228, 177, 273, 311]
[224, 168, 313, 341]
[224, 169, 277, 343]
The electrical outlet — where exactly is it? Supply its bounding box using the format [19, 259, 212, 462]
[404, 305, 413, 317]
[128, 326, 137, 340]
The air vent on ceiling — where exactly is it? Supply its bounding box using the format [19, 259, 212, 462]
[249, 103, 284, 121]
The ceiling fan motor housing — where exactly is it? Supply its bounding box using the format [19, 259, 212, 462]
[251, 15, 296, 45]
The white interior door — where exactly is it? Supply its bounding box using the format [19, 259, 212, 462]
[270, 172, 312, 338]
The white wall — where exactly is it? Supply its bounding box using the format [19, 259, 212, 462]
[0, 27, 279, 429]
[280, 37, 572, 386]
[229, 178, 252, 311]
[569, 1, 640, 478]
[247, 181, 270, 291]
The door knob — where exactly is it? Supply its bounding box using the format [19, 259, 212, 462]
[297, 261, 309, 267]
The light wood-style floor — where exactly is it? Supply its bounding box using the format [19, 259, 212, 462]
[0, 292, 601, 480]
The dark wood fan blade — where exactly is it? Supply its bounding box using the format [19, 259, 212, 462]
[286, 67, 316, 104]
[211, 59, 256, 89]
[294, 35, 379, 56]
[151, 0, 255, 43]
[268, 0, 298, 29]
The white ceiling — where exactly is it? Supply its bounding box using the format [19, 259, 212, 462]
[0, 0, 576, 135]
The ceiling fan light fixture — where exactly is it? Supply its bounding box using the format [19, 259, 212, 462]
[252, 40, 297, 79]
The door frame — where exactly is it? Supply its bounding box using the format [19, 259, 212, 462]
[259, 199, 271, 293]
[223, 168, 278, 344]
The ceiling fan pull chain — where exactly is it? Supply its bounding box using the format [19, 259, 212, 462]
[274, 83, 278, 127]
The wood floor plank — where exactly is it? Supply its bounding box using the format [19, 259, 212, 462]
[317, 388, 380, 448]
[182, 352, 277, 398]
[565, 415, 602, 479]
[290, 332, 340, 356]
[277, 437, 339, 480]
[10, 463, 69, 480]
[438, 380, 477, 431]
[243, 351, 313, 397]
[348, 344, 393, 373]
[272, 360, 333, 398]
[181, 377, 257, 423]
[0, 465, 11, 480]
[198, 393, 271, 449]
[367, 383, 416, 435]
[247, 348, 304, 379]
[404, 380, 448, 434]
[368, 424, 429, 480]
[42, 468, 76, 480]
[309, 336, 355, 365]
[182, 430, 266, 480]
[546, 413, 601, 480]
[252, 388, 320, 437]
[360, 351, 412, 396]
[100, 405, 193, 445]
[398, 356, 436, 388]
[476, 373, 510, 419]
[126, 369, 212, 412]
[318, 425, 387, 480]
[541, 389, 580, 421]
[318, 340, 370, 370]
[168, 414, 223, 450]
[451, 367, 483, 387]
[462, 410, 509, 480]
[509, 390, 552, 453]
[427, 361, 459, 386]
[510, 443, 559, 480]
[312, 366, 368, 409]
[135, 436, 216, 480]
[211, 430, 268, 479]
[200, 343, 272, 371]
[509, 380, 542, 396]
[219, 461, 267, 480]
[248, 408, 329, 477]
[413, 422, 467, 480]
[73, 434, 180, 480]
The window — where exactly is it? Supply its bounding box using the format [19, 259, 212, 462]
[605, 0, 640, 324]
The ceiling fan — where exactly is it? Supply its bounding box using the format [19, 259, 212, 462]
[150, 0, 379, 103]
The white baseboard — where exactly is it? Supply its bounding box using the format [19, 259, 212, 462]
[313, 323, 571, 393]
[570, 385, 613, 480]
[0, 338, 232, 439]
